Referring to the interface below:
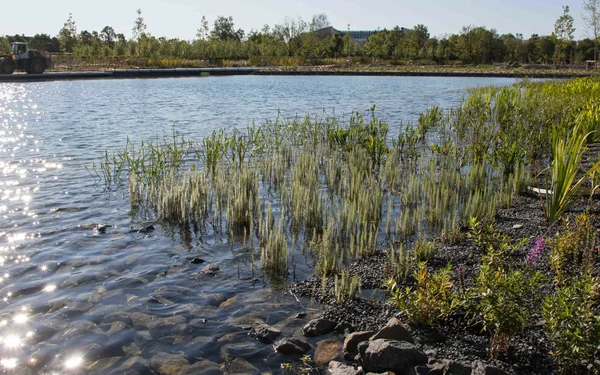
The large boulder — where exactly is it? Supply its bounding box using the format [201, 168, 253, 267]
[360, 339, 428, 374]
[314, 339, 343, 367]
[302, 318, 337, 337]
[343, 331, 374, 360]
[370, 317, 414, 344]
[274, 338, 311, 355]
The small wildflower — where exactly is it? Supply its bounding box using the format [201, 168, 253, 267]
[525, 237, 545, 266]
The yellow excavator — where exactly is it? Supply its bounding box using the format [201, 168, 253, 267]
[0, 42, 53, 74]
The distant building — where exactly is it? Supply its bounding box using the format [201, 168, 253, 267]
[315, 26, 408, 46]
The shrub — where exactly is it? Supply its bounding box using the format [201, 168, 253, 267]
[470, 263, 545, 357]
[543, 276, 600, 374]
[549, 213, 597, 284]
[386, 262, 457, 325]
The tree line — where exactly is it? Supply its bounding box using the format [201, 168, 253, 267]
[1, 4, 599, 66]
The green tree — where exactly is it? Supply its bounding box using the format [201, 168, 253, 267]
[411, 24, 430, 56]
[58, 13, 78, 52]
[582, 0, 600, 67]
[197, 16, 210, 40]
[454, 26, 502, 64]
[29, 34, 54, 51]
[132, 9, 147, 41]
[363, 31, 391, 59]
[273, 16, 307, 56]
[553, 6, 575, 64]
[100, 26, 116, 47]
[210, 16, 244, 42]
[536, 35, 556, 63]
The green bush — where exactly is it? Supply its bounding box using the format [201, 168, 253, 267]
[386, 262, 457, 325]
[470, 263, 545, 357]
[543, 276, 600, 374]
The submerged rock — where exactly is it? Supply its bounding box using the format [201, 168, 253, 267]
[274, 337, 311, 355]
[220, 341, 266, 362]
[223, 358, 259, 374]
[302, 317, 337, 337]
[183, 360, 223, 375]
[188, 257, 205, 264]
[150, 353, 190, 375]
[111, 356, 150, 374]
[248, 322, 281, 344]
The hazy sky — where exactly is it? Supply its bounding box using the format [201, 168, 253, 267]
[1, 0, 592, 40]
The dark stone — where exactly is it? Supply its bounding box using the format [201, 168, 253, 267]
[274, 338, 311, 355]
[95, 224, 108, 233]
[248, 322, 281, 344]
[294, 312, 307, 319]
[335, 321, 354, 334]
[131, 225, 155, 233]
[415, 362, 446, 375]
[343, 331, 374, 360]
[188, 258, 205, 264]
[360, 339, 428, 373]
[446, 360, 473, 375]
[370, 317, 414, 344]
[302, 317, 337, 337]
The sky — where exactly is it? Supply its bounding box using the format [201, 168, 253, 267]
[0, 0, 593, 41]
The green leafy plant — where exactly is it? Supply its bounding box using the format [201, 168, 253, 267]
[468, 217, 525, 267]
[386, 262, 457, 326]
[545, 122, 599, 222]
[470, 263, 545, 357]
[549, 213, 597, 284]
[543, 276, 600, 374]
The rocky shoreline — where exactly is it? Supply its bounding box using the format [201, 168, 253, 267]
[275, 187, 600, 375]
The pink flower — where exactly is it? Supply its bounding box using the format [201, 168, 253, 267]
[525, 237, 545, 266]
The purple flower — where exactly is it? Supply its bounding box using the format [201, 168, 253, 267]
[525, 237, 545, 266]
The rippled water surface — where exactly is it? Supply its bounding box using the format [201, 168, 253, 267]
[0, 76, 527, 374]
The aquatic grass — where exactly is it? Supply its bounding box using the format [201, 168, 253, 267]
[386, 241, 411, 282]
[333, 271, 362, 303]
[413, 235, 436, 262]
[91, 77, 600, 298]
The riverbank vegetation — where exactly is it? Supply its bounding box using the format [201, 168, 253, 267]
[2, 7, 600, 71]
[89, 76, 600, 373]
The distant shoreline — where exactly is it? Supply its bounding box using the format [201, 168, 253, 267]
[0, 66, 595, 82]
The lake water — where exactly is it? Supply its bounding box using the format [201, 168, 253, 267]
[0, 75, 527, 374]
